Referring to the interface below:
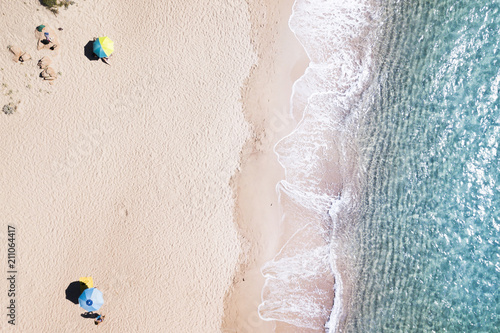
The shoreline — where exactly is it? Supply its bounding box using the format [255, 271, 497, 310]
[222, 0, 309, 331]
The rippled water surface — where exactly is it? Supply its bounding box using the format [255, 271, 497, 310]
[344, 0, 500, 331]
[259, 0, 499, 331]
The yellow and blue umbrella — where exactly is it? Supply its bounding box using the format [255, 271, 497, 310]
[78, 288, 104, 312]
[93, 37, 114, 58]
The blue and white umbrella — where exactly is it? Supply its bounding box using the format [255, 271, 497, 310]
[78, 288, 104, 312]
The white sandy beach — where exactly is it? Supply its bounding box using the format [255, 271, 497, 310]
[0, 0, 306, 332]
[222, 0, 309, 332]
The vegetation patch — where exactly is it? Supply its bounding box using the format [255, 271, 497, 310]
[40, 0, 75, 14]
[2, 103, 17, 115]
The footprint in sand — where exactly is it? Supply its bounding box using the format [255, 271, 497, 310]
[118, 203, 129, 218]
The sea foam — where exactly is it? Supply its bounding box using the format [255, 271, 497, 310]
[258, 0, 381, 331]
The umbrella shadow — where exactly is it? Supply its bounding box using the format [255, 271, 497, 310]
[84, 41, 99, 61]
[65, 281, 88, 304]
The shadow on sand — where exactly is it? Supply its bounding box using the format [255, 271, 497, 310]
[84, 41, 99, 61]
[65, 281, 87, 304]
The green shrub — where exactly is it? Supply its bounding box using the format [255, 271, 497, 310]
[40, 0, 74, 14]
[40, 0, 58, 8]
[2, 103, 17, 115]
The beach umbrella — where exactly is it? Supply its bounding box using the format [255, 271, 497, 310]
[93, 37, 114, 58]
[78, 288, 104, 312]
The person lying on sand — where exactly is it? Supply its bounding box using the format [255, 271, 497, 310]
[40, 67, 57, 85]
[20, 53, 31, 62]
[37, 56, 52, 69]
[8, 45, 31, 63]
[8, 45, 22, 60]
[94, 314, 105, 325]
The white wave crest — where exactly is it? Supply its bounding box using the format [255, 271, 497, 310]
[259, 0, 381, 331]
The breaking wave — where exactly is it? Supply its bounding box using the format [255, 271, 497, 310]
[258, 0, 382, 331]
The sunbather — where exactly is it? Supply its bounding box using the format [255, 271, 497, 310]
[94, 314, 105, 325]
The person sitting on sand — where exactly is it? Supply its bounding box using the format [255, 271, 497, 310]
[40, 32, 52, 45]
[94, 314, 105, 325]
[36, 25, 59, 50]
[44, 32, 58, 50]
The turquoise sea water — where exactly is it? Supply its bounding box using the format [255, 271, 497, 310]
[259, 0, 499, 331]
[344, 0, 500, 331]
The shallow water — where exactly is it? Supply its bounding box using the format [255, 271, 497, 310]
[260, 0, 500, 331]
[345, 0, 500, 331]
[259, 0, 380, 331]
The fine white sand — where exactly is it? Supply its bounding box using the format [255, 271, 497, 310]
[0, 0, 308, 332]
[0, 0, 257, 331]
[222, 0, 309, 332]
